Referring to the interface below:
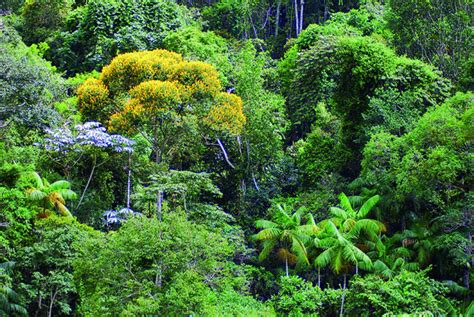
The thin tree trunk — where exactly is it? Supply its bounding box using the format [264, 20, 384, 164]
[275, 0, 281, 37]
[285, 256, 289, 277]
[299, 0, 304, 34]
[217, 138, 235, 168]
[76, 155, 97, 211]
[252, 173, 259, 190]
[154, 143, 163, 221]
[464, 232, 472, 290]
[35, 295, 42, 317]
[48, 288, 58, 317]
[324, 0, 329, 21]
[318, 267, 321, 288]
[294, 0, 299, 36]
[340, 274, 347, 317]
[156, 191, 163, 221]
[155, 266, 162, 287]
[126, 152, 131, 209]
[183, 193, 187, 213]
[355, 263, 358, 275]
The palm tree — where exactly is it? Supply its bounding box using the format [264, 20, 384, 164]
[313, 192, 385, 317]
[368, 234, 419, 279]
[398, 219, 434, 267]
[25, 172, 77, 217]
[314, 220, 372, 317]
[254, 203, 318, 277]
[327, 192, 386, 274]
[0, 262, 27, 316]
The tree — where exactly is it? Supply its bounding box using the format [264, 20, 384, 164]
[78, 49, 245, 164]
[345, 270, 458, 316]
[398, 219, 435, 268]
[24, 172, 77, 217]
[19, 0, 73, 44]
[254, 203, 317, 276]
[41, 122, 134, 212]
[46, 0, 192, 74]
[74, 213, 241, 316]
[369, 234, 419, 279]
[328, 193, 385, 248]
[313, 192, 385, 316]
[270, 275, 324, 316]
[361, 92, 473, 289]
[313, 220, 372, 317]
[0, 262, 27, 316]
[0, 23, 65, 129]
[278, 18, 450, 182]
[15, 216, 96, 317]
[387, 0, 473, 87]
[78, 49, 246, 219]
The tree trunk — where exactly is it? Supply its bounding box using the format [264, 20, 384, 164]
[34, 294, 42, 317]
[217, 138, 235, 168]
[299, 0, 304, 34]
[355, 262, 358, 275]
[155, 265, 162, 287]
[294, 0, 299, 36]
[324, 0, 329, 22]
[285, 256, 289, 277]
[76, 155, 97, 211]
[48, 288, 58, 317]
[126, 152, 132, 209]
[156, 191, 163, 221]
[464, 232, 472, 290]
[317, 267, 321, 288]
[153, 133, 164, 222]
[275, 0, 281, 37]
[340, 274, 347, 317]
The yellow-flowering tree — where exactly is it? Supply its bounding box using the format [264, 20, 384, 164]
[77, 49, 246, 219]
[78, 49, 246, 165]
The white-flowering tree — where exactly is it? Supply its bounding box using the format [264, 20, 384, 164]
[39, 122, 135, 211]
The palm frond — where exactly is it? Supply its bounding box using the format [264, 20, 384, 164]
[56, 203, 72, 217]
[330, 207, 348, 220]
[306, 213, 317, 226]
[0, 262, 15, 273]
[338, 192, 354, 214]
[26, 189, 47, 201]
[291, 236, 310, 266]
[332, 249, 344, 273]
[403, 262, 420, 271]
[258, 240, 277, 262]
[255, 228, 282, 241]
[57, 189, 77, 200]
[50, 180, 72, 190]
[27, 171, 43, 188]
[441, 280, 469, 295]
[348, 195, 365, 208]
[315, 247, 336, 269]
[342, 218, 357, 233]
[314, 237, 337, 249]
[373, 260, 393, 278]
[324, 220, 340, 237]
[255, 219, 278, 229]
[343, 244, 372, 268]
[357, 195, 380, 219]
[300, 224, 319, 236]
[350, 219, 384, 238]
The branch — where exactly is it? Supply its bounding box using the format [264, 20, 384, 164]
[217, 138, 235, 169]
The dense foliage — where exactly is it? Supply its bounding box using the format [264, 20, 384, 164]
[0, 0, 472, 315]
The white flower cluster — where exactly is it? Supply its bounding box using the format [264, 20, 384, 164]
[41, 121, 135, 153]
